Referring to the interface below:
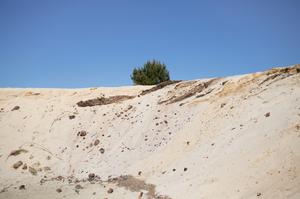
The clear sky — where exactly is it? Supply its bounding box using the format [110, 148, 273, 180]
[0, 0, 299, 88]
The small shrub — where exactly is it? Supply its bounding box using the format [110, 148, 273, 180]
[131, 60, 170, 85]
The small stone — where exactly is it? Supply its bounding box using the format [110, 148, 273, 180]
[56, 188, 62, 193]
[78, 131, 87, 137]
[75, 184, 83, 189]
[13, 161, 23, 169]
[94, 139, 100, 146]
[19, 185, 25, 190]
[257, 193, 262, 197]
[28, 167, 37, 175]
[22, 163, 27, 170]
[69, 115, 75, 119]
[43, 166, 51, 171]
[11, 106, 20, 111]
[184, 168, 188, 172]
[99, 148, 105, 154]
[107, 188, 113, 194]
[264, 112, 270, 117]
[88, 173, 95, 181]
[138, 171, 142, 175]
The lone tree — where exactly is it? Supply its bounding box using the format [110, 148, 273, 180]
[131, 60, 170, 85]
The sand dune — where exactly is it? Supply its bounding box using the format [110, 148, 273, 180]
[0, 64, 300, 199]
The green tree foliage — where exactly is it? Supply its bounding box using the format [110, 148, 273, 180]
[131, 60, 170, 85]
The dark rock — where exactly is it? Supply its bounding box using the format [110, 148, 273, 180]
[75, 184, 83, 189]
[107, 188, 113, 194]
[264, 112, 270, 117]
[19, 185, 25, 190]
[88, 173, 95, 181]
[28, 167, 37, 175]
[99, 148, 105, 154]
[78, 131, 87, 137]
[69, 115, 75, 119]
[13, 161, 23, 169]
[56, 188, 62, 193]
[257, 193, 262, 197]
[184, 168, 188, 172]
[94, 139, 100, 146]
[11, 106, 20, 111]
[22, 163, 27, 170]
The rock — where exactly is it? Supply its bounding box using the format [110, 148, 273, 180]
[257, 193, 262, 197]
[99, 148, 105, 154]
[19, 185, 25, 190]
[78, 131, 87, 137]
[107, 188, 113, 194]
[13, 161, 23, 169]
[22, 163, 27, 170]
[94, 139, 100, 146]
[88, 173, 95, 181]
[28, 167, 37, 175]
[138, 171, 142, 175]
[69, 115, 75, 119]
[75, 184, 83, 189]
[220, 103, 226, 108]
[11, 106, 20, 111]
[264, 112, 270, 117]
[184, 167, 188, 172]
[43, 166, 51, 171]
[56, 188, 62, 193]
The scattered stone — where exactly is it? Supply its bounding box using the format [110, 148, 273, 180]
[43, 166, 51, 171]
[78, 131, 87, 137]
[46, 155, 51, 160]
[138, 171, 142, 176]
[28, 167, 37, 175]
[172, 169, 176, 172]
[11, 106, 20, 111]
[184, 168, 188, 172]
[75, 184, 83, 189]
[211, 143, 215, 146]
[220, 103, 226, 108]
[257, 193, 262, 197]
[22, 163, 27, 170]
[13, 161, 23, 169]
[264, 112, 270, 117]
[107, 188, 114, 194]
[69, 115, 75, 119]
[94, 139, 100, 146]
[88, 173, 95, 181]
[19, 185, 25, 190]
[56, 188, 62, 193]
[99, 148, 105, 154]
[8, 149, 28, 158]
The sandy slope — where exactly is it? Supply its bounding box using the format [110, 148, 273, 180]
[0, 65, 300, 199]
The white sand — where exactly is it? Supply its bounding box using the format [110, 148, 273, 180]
[0, 65, 300, 199]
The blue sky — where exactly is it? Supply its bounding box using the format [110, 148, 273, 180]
[0, 0, 299, 88]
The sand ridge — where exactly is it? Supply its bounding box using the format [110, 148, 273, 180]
[0, 64, 300, 199]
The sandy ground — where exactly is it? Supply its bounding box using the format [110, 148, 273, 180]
[0, 65, 300, 199]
